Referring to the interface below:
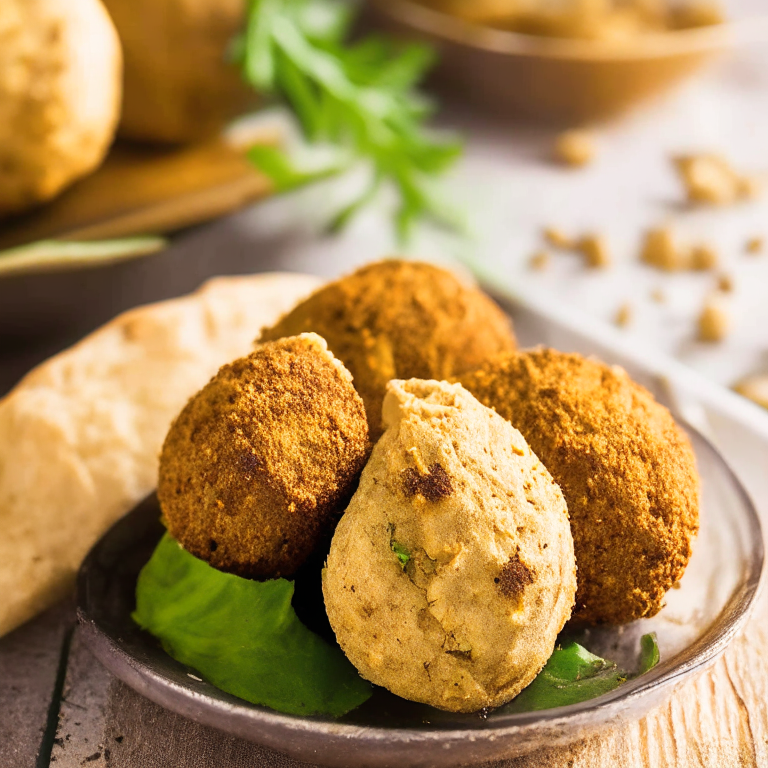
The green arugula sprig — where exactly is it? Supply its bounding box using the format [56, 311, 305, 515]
[234, 0, 463, 240]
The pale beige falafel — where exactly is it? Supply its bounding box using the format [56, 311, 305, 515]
[259, 260, 517, 440]
[323, 379, 576, 713]
[460, 348, 700, 625]
[158, 334, 369, 579]
[0, 0, 122, 215]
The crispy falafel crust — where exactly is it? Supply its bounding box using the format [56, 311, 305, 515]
[461, 348, 700, 625]
[158, 334, 369, 579]
[259, 260, 517, 439]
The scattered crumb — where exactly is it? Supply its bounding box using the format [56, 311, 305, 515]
[689, 244, 719, 271]
[734, 374, 768, 410]
[717, 274, 734, 293]
[577, 234, 611, 269]
[746, 236, 763, 254]
[543, 226, 573, 249]
[673, 153, 760, 205]
[737, 175, 762, 200]
[529, 251, 550, 271]
[641, 226, 684, 271]
[553, 130, 595, 168]
[650, 288, 666, 304]
[697, 296, 730, 342]
[615, 303, 633, 328]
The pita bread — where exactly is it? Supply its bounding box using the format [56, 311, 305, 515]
[0, 272, 321, 637]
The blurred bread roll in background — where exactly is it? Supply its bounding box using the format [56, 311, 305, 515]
[0, 0, 122, 216]
[102, 0, 253, 143]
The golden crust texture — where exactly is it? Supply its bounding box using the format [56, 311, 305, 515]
[323, 379, 576, 712]
[158, 333, 370, 579]
[460, 348, 700, 625]
[259, 260, 517, 440]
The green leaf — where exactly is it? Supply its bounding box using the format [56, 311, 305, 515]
[502, 642, 627, 713]
[133, 533, 372, 718]
[391, 541, 411, 569]
[235, 0, 463, 241]
[248, 145, 348, 193]
[501, 633, 661, 714]
[0, 237, 166, 277]
[639, 632, 660, 674]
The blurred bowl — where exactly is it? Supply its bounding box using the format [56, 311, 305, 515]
[368, 0, 768, 122]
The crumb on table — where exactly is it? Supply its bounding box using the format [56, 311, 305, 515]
[615, 303, 633, 328]
[529, 251, 550, 271]
[673, 153, 761, 206]
[689, 244, 719, 271]
[553, 130, 595, 168]
[717, 274, 734, 293]
[746, 236, 763, 254]
[734, 374, 768, 410]
[641, 226, 684, 271]
[578, 234, 611, 269]
[650, 287, 666, 303]
[543, 226, 574, 249]
[697, 296, 730, 342]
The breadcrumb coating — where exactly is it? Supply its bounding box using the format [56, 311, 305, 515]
[259, 260, 516, 439]
[460, 348, 700, 625]
[158, 333, 369, 579]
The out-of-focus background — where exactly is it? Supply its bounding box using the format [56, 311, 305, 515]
[2, 0, 768, 423]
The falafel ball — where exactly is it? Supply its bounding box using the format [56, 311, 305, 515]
[259, 260, 516, 440]
[0, 0, 122, 215]
[323, 379, 576, 713]
[460, 348, 700, 625]
[158, 333, 369, 579]
[101, 0, 252, 143]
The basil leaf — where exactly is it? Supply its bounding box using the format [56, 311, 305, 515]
[639, 632, 660, 674]
[133, 533, 372, 717]
[501, 633, 661, 713]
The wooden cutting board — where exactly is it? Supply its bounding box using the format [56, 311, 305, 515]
[0, 130, 276, 252]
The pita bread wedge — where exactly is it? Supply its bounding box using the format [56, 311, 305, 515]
[0, 272, 321, 637]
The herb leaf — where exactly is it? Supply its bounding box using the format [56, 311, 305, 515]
[133, 533, 372, 717]
[236, 0, 462, 239]
[247, 145, 347, 193]
[391, 541, 411, 569]
[501, 634, 661, 713]
[639, 632, 660, 674]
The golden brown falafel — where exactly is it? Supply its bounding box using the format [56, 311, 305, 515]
[158, 333, 369, 579]
[460, 348, 700, 625]
[259, 260, 516, 440]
